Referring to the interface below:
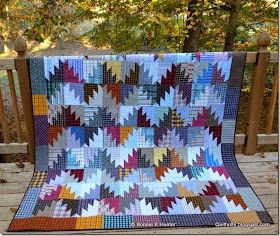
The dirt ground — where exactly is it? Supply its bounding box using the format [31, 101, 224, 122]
[1, 40, 114, 58]
[0, 41, 278, 162]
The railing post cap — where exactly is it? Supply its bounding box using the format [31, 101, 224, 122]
[14, 35, 27, 53]
[257, 31, 271, 47]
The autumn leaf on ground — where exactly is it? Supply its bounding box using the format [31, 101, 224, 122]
[10, 208, 17, 213]
[16, 161, 25, 169]
[268, 174, 277, 184]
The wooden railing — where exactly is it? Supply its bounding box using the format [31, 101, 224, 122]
[0, 32, 278, 164]
[242, 32, 278, 155]
[0, 36, 34, 162]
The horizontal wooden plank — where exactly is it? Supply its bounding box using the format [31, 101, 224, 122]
[243, 171, 278, 184]
[0, 193, 24, 207]
[0, 162, 33, 173]
[0, 143, 28, 154]
[235, 133, 278, 145]
[236, 152, 278, 163]
[251, 182, 278, 195]
[258, 194, 278, 209]
[235, 134, 246, 145]
[257, 133, 279, 145]
[270, 52, 279, 63]
[0, 171, 33, 183]
[246, 51, 278, 63]
[239, 161, 278, 173]
[0, 206, 18, 221]
[0, 182, 30, 194]
[0, 59, 15, 70]
[268, 208, 279, 222]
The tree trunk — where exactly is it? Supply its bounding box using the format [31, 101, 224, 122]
[223, 0, 241, 51]
[182, 0, 204, 52]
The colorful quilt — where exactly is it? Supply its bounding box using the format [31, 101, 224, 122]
[8, 52, 273, 231]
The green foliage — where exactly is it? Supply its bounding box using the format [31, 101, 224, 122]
[1, 0, 83, 42]
[78, 0, 192, 52]
[0, 0, 278, 53]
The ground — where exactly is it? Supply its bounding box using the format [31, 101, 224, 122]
[0, 152, 278, 234]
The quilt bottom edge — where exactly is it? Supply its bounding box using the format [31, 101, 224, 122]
[8, 211, 273, 231]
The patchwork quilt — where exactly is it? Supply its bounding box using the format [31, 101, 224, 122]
[8, 52, 273, 231]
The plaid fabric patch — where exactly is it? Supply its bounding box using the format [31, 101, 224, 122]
[118, 168, 133, 180]
[30, 172, 47, 187]
[15, 188, 41, 218]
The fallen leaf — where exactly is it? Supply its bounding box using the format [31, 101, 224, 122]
[268, 174, 277, 184]
[0, 178, 7, 183]
[16, 161, 25, 169]
[10, 208, 17, 213]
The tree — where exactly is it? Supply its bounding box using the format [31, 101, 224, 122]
[0, 0, 277, 53]
[200, 0, 277, 51]
[182, 0, 204, 52]
[223, 0, 242, 51]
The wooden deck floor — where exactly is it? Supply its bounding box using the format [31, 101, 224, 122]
[0, 152, 278, 235]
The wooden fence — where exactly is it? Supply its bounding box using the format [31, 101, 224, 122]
[0, 32, 278, 164]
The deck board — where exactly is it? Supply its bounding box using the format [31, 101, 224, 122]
[0, 152, 278, 234]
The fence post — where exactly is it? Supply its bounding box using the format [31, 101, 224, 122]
[14, 36, 35, 164]
[265, 65, 278, 134]
[243, 31, 271, 155]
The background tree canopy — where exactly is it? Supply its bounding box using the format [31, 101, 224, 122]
[0, 0, 278, 53]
